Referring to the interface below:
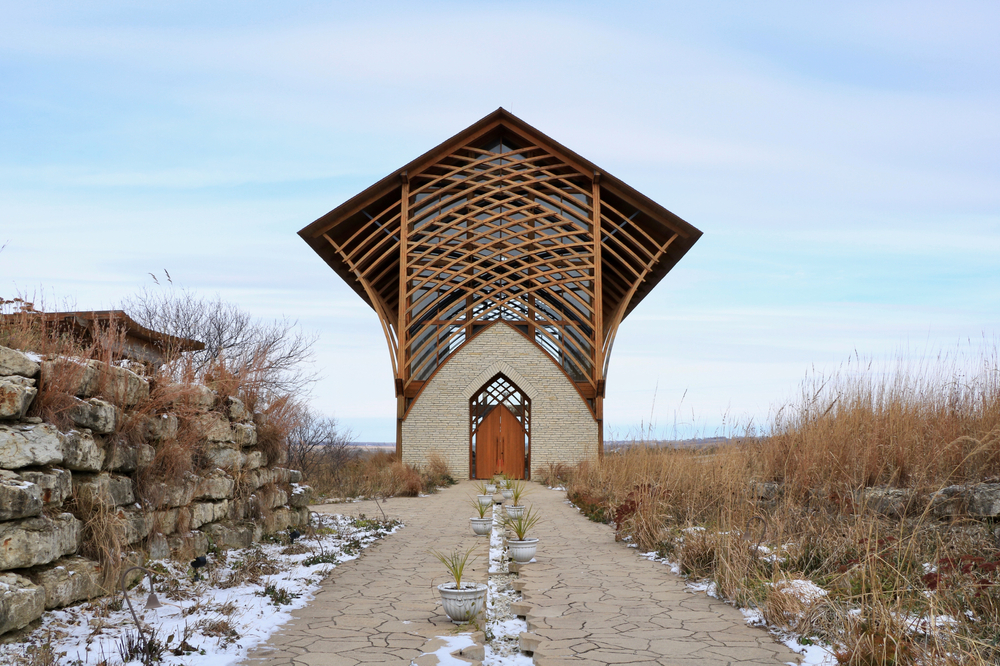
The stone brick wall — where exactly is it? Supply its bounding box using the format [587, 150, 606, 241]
[401, 323, 598, 479]
[0, 345, 312, 636]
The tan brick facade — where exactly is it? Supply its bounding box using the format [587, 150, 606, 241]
[401, 323, 599, 479]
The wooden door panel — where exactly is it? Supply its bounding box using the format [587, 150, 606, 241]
[475, 407, 500, 479]
[499, 406, 526, 480]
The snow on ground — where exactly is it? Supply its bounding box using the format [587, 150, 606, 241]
[0, 512, 401, 666]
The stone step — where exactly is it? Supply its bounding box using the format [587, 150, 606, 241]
[509, 601, 531, 618]
[518, 631, 542, 655]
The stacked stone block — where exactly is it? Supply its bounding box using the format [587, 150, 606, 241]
[0, 345, 312, 636]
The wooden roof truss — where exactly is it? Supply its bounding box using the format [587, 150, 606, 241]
[301, 109, 701, 415]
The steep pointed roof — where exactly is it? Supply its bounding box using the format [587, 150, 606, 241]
[299, 108, 701, 324]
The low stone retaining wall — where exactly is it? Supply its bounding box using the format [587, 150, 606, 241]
[0, 345, 312, 636]
[750, 479, 1000, 520]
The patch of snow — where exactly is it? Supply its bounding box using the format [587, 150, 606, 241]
[780, 635, 838, 666]
[414, 634, 475, 665]
[0, 512, 402, 666]
[768, 579, 828, 605]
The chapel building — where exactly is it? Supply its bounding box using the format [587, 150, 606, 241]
[300, 109, 701, 480]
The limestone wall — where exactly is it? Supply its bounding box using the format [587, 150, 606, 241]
[401, 323, 598, 479]
[0, 345, 312, 636]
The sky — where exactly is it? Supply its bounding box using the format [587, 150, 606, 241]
[2, 1, 998, 443]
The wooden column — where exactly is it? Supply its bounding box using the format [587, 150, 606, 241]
[592, 172, 604, 457]
[396, 173, 409, 458]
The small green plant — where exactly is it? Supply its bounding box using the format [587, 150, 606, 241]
[471, 496, 489, 518]
[508, 479, 530, 505]
[258, 583, 299, 606]
[430, 545, 478, 588]
[503, 505, 541, 541]
[303, 553, 339, 566]
[474, 481, 491, 496]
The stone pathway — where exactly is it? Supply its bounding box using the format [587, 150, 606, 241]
[243, 481, 800, 666]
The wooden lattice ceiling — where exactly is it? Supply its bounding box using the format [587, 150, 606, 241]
[300, 109, 702, 412]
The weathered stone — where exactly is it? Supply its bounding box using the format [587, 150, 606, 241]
[194, 412, 233, 443]
[233, 422, 257, 447]
[17, 467, 72, 505]
[146, 473, 199, 509]
[0, 473, 43, 520]
[137, 443, 154, 469]
[0, 513, 82, 569]
[0, 573, 45, 634]
[857, 487, 917, 518]
[243, 450, 263, 470]
[143, 412, 178, 441]
[0, 423, 64, 469]
[271, 468, 295, 484]
[167, 531, 209, 559]
[259, 486, 288, 510]
[229, 497, 259, 522]
[204, 442, 241, 470]
[930, 485, 967, 518]
[40, 358, 100, 398]
[67, 397, 117, 434]
[72, 473, 134, 507]
[270, 445, 288, 466]
[163, 383, 216, 411]
[288, 469, 302, 484]
[146, 533, 170, 560]
[263, 507, 296, 534]
[195, 470, 234, 501]
[226, 396, 251, 423]
[153, 508, 181, 535]
[2, 376, 36, 388]
[119, 507, 153, 544]
[190, 500, 230, 529]
[24, 556, 104, 609]
[289, 483, 313, 508]
[245, 468, 273, 489]
[107, 441, 137, 472]
[967, 484, 1000, 517]
[41, 360, 148, 406]
[202, 521, 260, 550]
[61, 429, 105, 472]
[0, 346, 41, 378]
[0, 378, 37, 420]
[109, 365, 149, 406]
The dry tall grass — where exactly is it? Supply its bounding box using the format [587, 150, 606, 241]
[560, 343, 1000, 665]
[305, 450, 456, 499]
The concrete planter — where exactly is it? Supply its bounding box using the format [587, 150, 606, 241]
[486, 484, 497, 494]
[437, 582, 488, 624]
[508, 538, 538, 563]
[506, 504, 525, 519]
[470, 517, 491, 536]
[501, 489, 514, 500]
[477, 495, 492, 508]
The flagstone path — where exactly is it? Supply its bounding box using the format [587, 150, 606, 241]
[243, 481, 800, 666]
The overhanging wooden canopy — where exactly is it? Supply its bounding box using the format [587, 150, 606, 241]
[300, 108, 701, 406]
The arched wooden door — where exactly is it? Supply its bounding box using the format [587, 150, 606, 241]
[470, 374, 530, 479]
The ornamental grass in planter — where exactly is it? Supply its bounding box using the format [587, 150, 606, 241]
[430, 545, 487, 624]
[503, 505, 541, 563]
[505, 479, 530, 517]
[473, 481, 492, 507]
[469, 497, 492, 536]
